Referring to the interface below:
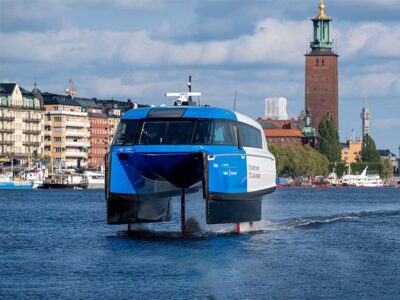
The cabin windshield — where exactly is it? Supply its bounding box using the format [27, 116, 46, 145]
[112, 119, 239, 146]
[139, 120, 195, 145]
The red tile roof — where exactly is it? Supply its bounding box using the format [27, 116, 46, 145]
[264, 128, 304, 137]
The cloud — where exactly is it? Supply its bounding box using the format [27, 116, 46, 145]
[0, 18, 308, 67]
[338, 23, 400, 59]
[341, 71, 400, 99]
[111, 0, 165, 10]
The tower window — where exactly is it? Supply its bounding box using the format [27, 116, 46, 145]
[316, 59, 319, 66]
[322, 59, 325, 66]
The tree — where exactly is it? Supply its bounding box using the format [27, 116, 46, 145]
[381, 158, 393, 179]
[361, 134, 380, 162]
[317, 114, 341, 162]
[268, 144, 329, 176]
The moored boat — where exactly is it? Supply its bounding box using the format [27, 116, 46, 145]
[41, 172, 88, 189]
[0, 173, 34, 189]
[340, 166, 383, 187]
[85, 170, 105, 189]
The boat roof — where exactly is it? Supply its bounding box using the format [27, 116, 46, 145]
[122, 106, 262, 130]
[122, 106, 234, 120]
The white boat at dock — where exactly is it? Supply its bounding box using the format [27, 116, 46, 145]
[85, 170, 105, 189]
[340, 166, 383, 187]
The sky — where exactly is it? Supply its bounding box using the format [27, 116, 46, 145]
[0, 0, 399, 154]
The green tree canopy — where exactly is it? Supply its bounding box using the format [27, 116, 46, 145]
[361, 134, 380, 162]
[269, 144, 329, 176]
[381, 158, 393, 179]
[317, 114, 341, 162]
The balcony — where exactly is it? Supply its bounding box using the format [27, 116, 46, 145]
[0, 140, 14, 145]
[66, 131, 89, 137]
[44, 121, 52, 126]
[0, 151, 28, 158]
[48, 110, 87, 117]
[44, 131, 52, 136]
[66, 121, 89, 127]
[65, 141, 89, 147]
[23, 118, 41, 123]
[44, 141, 51, 146]
[0, 116, 15, 122]
[23, 129, 42, 135]
[65, 151, 87, 158]
[0, 128, 14, 133]
[23, 141, 41, 147]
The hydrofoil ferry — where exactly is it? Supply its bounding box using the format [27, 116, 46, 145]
[105, 85, 276, 233]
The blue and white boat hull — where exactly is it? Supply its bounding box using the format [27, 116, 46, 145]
[105, 106, 276, 227]
[0, 181, 34, 190]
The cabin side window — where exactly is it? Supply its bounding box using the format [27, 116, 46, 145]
[210, 120, 236, 146]
[238, 123, 263, 149]
[112, 120, 139, 146]
[193, 119, 236, 146]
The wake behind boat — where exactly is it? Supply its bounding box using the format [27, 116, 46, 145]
[105, 80, 276, 233]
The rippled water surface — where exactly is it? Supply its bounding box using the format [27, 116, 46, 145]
[1, 188, 400, 299]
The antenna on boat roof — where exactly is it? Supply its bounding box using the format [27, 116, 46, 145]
[188, 75, 192, 103]
[165, 76, 201, 106]
[233, 90, 237, 111]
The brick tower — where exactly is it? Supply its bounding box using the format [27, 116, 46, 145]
[305, 0, 339, 130]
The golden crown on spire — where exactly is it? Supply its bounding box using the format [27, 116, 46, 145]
[315, 0, 331, 20]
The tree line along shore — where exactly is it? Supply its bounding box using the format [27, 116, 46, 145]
[268, 115, 394, 180]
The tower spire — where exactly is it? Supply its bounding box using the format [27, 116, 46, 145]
[310, 0, 333, 51]
[315, 0, 331, 20]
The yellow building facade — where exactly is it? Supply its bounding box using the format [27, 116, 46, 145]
[341, 137, 362, 163]
[0, 82, 44, 161]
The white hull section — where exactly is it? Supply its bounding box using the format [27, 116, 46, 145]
[244, 147, 276, 192]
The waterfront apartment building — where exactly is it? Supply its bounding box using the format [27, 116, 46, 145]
[42, 93, 90, 168]
[74, 98, 122, 168]
[87, 107, 108, 169]
[341, 137, 362, 164]
[106, 108, 121, 148]
[0, 82, 44, 161]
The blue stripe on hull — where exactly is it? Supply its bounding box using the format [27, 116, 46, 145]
[0, 182, 33, 189]
[207, 153, 247, 194]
